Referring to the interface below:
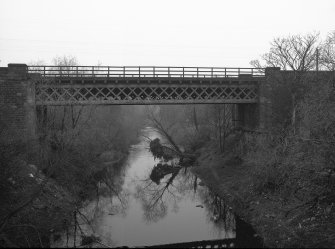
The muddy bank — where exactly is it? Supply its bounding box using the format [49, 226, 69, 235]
[191, 141, 335, 248]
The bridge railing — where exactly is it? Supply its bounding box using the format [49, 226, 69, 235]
[28, 66, 265, 78]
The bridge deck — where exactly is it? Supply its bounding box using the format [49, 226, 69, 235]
[30, 66, 264, 105]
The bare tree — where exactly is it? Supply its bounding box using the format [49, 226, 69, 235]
[250, 33, 322, 131]
[207, 105, 234, 152]
[320, 31, 335, 70]
[250, 33, 320, 71]
[52, 55, 79, 75]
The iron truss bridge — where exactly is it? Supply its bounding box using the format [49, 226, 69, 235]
[28, 66, 265, 105]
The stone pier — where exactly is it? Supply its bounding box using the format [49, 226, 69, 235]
[0, 64, 37, 152]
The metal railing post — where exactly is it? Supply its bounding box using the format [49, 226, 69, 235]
[153, 67, 155, 77]
[139, 66, 141, 77]
[108, 66, 110, 78]
[44, 66, 46, 77]
[92, 66, 94, 77]
[182, 67, 184, 78]
[211, 67, 213, 78]
[123, 66, 125, 78]
[168, 67, 170, 77]
[197, 68, 199, 77]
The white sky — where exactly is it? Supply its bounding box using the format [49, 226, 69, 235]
[0, 0, 334, 67]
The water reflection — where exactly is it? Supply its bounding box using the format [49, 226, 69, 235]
[53, 127, 236, 247]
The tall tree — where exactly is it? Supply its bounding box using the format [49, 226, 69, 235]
[250, 33, 321, 131]
[250, 33, 320, 71]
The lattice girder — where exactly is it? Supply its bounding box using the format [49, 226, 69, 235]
[35, 83, 258, 105]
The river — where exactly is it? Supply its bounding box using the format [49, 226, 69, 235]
[52, 127, 237, 247]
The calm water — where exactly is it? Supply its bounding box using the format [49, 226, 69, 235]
[53, 127, 236, 247]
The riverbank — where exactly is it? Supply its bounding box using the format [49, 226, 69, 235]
[191, 140, 335, 248]
[0, 147, 129, 248]
[0, 158, 75, 247]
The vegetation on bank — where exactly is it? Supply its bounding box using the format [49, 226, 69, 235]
[0, 105, 147, 247]
[0, 56, 147, 247]
[239, 31, 335, 247]
[147, 32, 335, 247]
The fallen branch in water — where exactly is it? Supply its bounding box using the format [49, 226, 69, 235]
[149, 138, 195, 161]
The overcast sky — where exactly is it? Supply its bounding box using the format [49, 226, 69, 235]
[0, 0, 334, 67]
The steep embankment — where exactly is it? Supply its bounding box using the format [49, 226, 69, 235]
[191, 141, 335, 248]
[0, 148, 129, 248]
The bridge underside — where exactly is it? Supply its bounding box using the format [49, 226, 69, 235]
[35, 77, 259, 105]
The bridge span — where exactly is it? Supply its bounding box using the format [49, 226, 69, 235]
[1, 64, 276, 145]
[28, 66, 264, 105]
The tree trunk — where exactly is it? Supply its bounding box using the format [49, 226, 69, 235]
[291, 94, 296, 134]
[193, 106, 199, 132]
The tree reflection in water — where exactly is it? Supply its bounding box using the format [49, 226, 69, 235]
[134, 159, 235, 238]
[134, 163, 182, 222]
[196, 185, 236, 236]
[76, 166, 131, 247]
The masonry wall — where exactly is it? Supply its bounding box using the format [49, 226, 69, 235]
[258, 68, 335, 131]
[236, 103, 259, 130]
[0, 64, 37, 146]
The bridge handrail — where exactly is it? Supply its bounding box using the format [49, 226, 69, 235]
[28, 66, 265, 78]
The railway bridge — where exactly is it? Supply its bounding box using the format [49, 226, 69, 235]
[0, 64, 276, 144]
